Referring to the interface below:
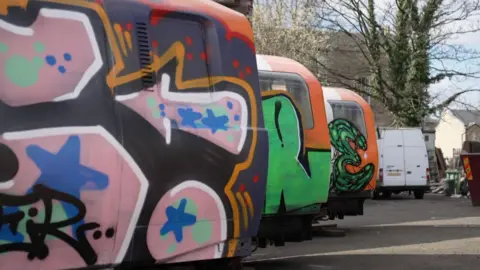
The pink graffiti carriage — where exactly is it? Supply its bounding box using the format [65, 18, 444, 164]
[0, 0, 266, 269]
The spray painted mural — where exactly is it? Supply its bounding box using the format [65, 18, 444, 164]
[261, 91, 330, 215]
[256, 55, 331, 216]
[329, 119, 375, 193]
[323, 87, 378, 194]
[0, 0, 267, 269]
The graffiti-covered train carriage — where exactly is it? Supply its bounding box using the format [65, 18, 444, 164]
[253, 55, 379, 247]
[0, 0, 268, 269]
[255, 54, 332, 246]
[0, 0, 382, 268]
[323, 87, 379, 220]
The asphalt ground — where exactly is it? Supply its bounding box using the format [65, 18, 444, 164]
[244, 193, 480, 270]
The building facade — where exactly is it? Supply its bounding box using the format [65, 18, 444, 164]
[320, 32, 395, 127]
[435, 109, 480, 159]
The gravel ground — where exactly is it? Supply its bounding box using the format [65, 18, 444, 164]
[244, 194, 480, 270]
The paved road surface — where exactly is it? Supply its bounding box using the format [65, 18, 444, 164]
[244, 194, 480, 270]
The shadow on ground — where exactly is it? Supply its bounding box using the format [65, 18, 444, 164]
[372, 194, 418, 201]
[372, 192, 468, 201]
[328, 194, 477, 228]
[247, 225, 480, 262]
[245, 255, 480, 270]
[245, 194, 480, 269]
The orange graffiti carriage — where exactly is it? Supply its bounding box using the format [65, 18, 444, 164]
[323, 87, 379, 219]
[255, 54, 331, 246]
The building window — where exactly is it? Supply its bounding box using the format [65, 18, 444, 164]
[329, 101, 367, 136]
[259, 71, 314, 129]
[424, 135, 429, 141]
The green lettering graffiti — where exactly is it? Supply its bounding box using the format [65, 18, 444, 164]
[262, 94, 330, 215]
[329, 119, 375, 193]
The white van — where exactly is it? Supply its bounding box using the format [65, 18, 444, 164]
[375, 127, 430, 199]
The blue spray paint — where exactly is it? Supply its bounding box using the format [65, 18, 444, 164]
[160, 198, 197, 243]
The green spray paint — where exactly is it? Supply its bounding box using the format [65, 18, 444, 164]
[0, 203, 70, 250]
[0, 42, 8, 53]
[328, 119, 375, 193]
[262, 94, 330, 215]
[3, 42, 46, 88]
[33, 41, 45, 53]
[5, 55, 43, 87]
[192, 219, 213, 244]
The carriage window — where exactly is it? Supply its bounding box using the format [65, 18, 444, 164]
[259, 71, 314, 129]
[329, 101, 367, 136]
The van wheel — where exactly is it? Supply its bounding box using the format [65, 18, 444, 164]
[372, 190, 380, 200]
[414, 190, 424, 199]
[382, 191, 392, 199]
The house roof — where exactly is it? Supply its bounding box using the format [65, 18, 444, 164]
[425, 117, 440, 124]
[423, 117, 439, 132]
[451, 109, 480, 126]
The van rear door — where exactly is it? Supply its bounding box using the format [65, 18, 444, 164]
[403, 130, 428, 186]
[382, 130, 406, 186]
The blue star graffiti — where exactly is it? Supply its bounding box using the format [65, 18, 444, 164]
[160, 198, 197, 243]
[174, 106, 230, 133]
[201, 109, 229, 134]
[0, 135, 109, 242]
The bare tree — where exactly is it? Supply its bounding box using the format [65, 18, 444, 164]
[316, 0, 480, 126]
[251, 0, 330, 78]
